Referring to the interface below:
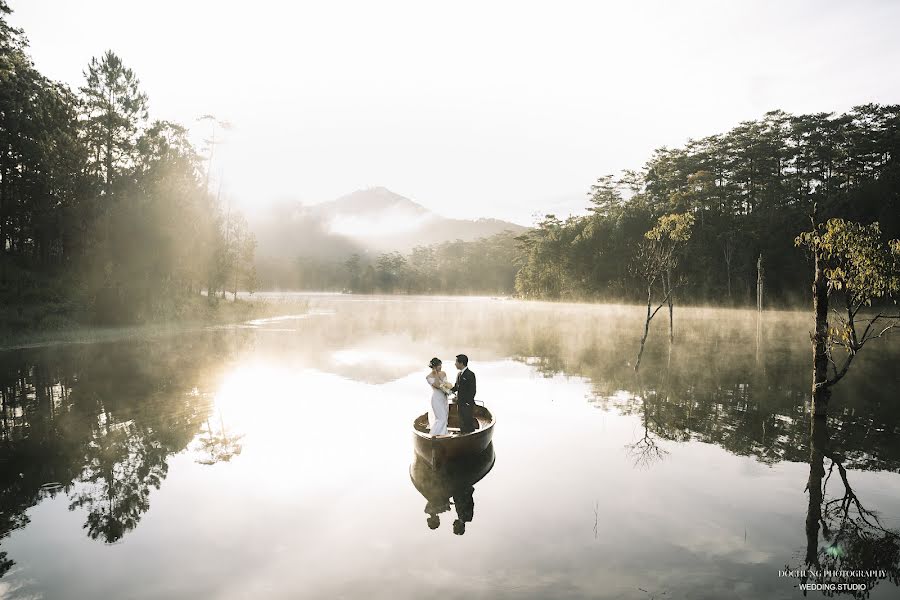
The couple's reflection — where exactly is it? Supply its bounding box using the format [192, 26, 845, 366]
[411, 444, 494, 535]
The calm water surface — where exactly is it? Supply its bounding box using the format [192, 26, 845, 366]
[1, 295, 899, 599]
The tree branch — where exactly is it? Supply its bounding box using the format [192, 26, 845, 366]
[649, 286, 675, 321]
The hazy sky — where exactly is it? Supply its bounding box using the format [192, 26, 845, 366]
[9, 0, 900, 225]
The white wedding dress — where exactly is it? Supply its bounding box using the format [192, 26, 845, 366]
[426, 372, 449, 436]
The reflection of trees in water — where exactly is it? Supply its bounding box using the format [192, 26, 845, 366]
[496, 306, 900, 595]
[625, 426, 667, 469]
[0, 553, 12, 578]
[625, 384, 669, 469]
[222, 298, 900, 469]
[487, 303, 900, 595]
[67, 416, 170, 543]
[0, 331, 250, 574]
[0, 497, 28, 577]
[794, 418, 900, 597]
[194, 414, 243, 465]
[195, 298, 899, 461]
[503, 310, 900, 471]
[597, 366, 900, 471]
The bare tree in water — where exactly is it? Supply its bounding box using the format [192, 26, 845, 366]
[631, 213, 694, 370]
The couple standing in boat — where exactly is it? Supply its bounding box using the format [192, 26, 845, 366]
[426, 354, 476, 437]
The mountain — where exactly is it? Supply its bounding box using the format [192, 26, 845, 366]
[251, 187, 528, 260]
[314, 187, 431, 221]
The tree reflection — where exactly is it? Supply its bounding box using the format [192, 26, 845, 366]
[489, 302, 900, 595]
[625, 384, 669, 469]
[67, 416, 169, 543]
[0, 332, 248, 573]
[548, 332, 900, 471]
[194, 415, 243, 465]
[0, 500, 25, 578]
[797, 417, 900, 597]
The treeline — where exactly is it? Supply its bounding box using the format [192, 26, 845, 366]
[257, 231, 521, 294]
[516, 106, 900, 306]
[0, 2, 255, 327]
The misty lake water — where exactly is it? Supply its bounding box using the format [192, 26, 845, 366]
[2, 295, 899, 600]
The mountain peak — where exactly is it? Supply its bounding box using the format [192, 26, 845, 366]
[252, 187, 529, 259]
[321, 187, 430, 217]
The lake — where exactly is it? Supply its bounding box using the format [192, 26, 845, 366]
[1, 295, 899, 599]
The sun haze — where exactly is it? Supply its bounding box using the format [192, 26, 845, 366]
[8, 0, 900, 224]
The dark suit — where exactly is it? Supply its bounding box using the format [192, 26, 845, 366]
[451, 367, 477, 433]
[452, 485, 475, 535]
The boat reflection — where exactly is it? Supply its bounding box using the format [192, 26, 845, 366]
[410, 443, 496, 535]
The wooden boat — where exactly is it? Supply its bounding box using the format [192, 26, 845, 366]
[412, 402, 495, 467]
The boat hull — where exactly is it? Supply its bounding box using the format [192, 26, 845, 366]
[413, 403, 495, 467]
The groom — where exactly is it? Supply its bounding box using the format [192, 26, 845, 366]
[451, 354, 477, 433]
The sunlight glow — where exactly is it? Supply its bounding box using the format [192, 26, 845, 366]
[331, 348, 422, 368]
[14, 1, 899, 223]
[205, 360, 414, 492]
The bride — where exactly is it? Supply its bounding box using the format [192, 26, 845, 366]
[426, 358, 450, 436]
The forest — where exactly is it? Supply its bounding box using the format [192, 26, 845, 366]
[4, 0, 900, 326]
[0, 2, 256, 328]
[257, 231, 521, 295]
[315, 103, 900, 305]
[514, 106, 900, 306]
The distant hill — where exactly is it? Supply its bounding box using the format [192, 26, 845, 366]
[251, 187, 528, 260]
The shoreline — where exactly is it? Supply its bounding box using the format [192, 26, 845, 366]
[241, 289, 814, 315]
[0, 296, 311, 352]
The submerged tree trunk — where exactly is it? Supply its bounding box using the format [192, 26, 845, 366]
[635, 285, 653, 371]
[666, 268, 674, 343]
[756, 254, 764, 312]
[756, 254, 764, 364]
[724, 241, 734, 301]
[1, 388, 8, 442]
[811, 249, 831, 417]
[0, 157, 5, 285]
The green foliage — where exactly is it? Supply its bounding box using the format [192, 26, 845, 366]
[587, 174, 624, 217]
[797, 217, 900, 396]
[358, 232, 520, 294]
[645, 212, 695, 244]
[633, 212, 694, 289]
[514, 215, 581, 299]
[0, 6, 255, 328]
[80, 50, 149, 191]
[515, 107, 900, 305]
[256, 230, 520, 295]
[796, 219, 900, 305]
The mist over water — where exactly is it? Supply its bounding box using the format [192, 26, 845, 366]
[2, 2, 899, 597]
[1, 295, 899, 599]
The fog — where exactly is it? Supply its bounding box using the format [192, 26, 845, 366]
[3, 295, 900, 597]
[10, 0, 900, 224]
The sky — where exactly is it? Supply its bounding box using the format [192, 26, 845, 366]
[8, 0, 900, 226]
